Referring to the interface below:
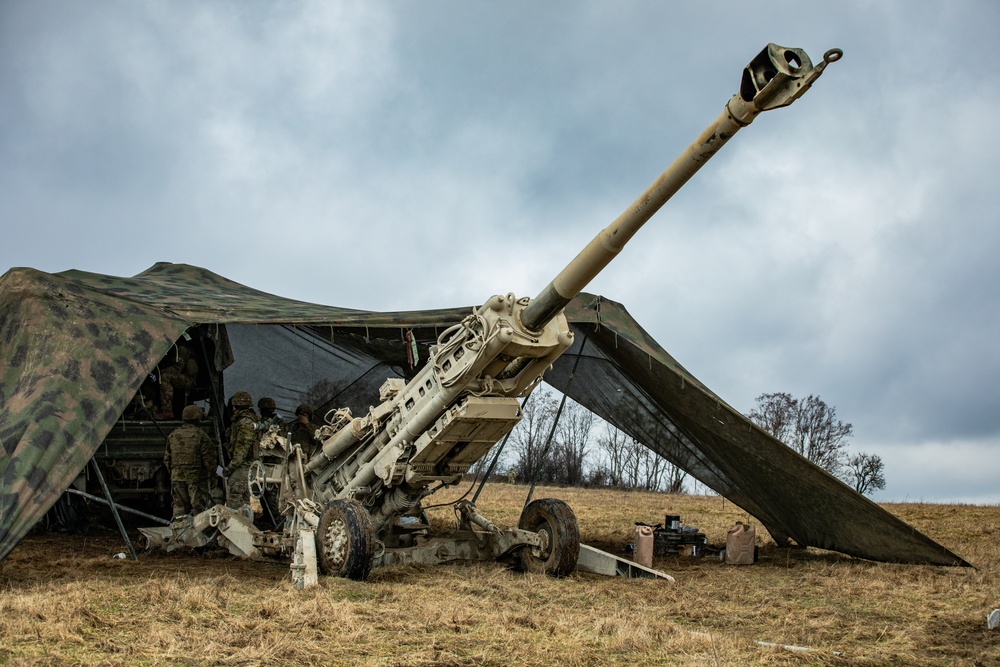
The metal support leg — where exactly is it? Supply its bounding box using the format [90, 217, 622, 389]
[90, 459, 138, 561]
[65, 488, 170, 526]
[525, 337, 586, 508]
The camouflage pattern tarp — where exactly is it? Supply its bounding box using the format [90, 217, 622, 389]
[555, 296, 968, 566]
[0, 263, 968, 566]
[0, 267, 189, 559]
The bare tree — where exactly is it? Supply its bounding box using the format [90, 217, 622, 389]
[592, 421, 686, 493]
[623, 437, 646, 489]
[509, 387, 559, 483]
[793, 395, 854, 476]
[749, 392, 853, 476]
[469, 438, 505, 477]
[298, 378, 341, 415]
[552, 399, 594, 487]
[511, 389, 687, 491]
[641, 443, 667, 491]
[663, 459, 687, 494]
[749, 392, 887, 492]
[747, 391, 797, 444]
[847, 452, 886, 495]
[596, 421, 630, 487]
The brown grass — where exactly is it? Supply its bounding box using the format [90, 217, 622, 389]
[1, 485, 997, 666]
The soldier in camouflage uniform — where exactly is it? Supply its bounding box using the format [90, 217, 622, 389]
[224, 391, 260, 510]
[289, 403, 320, 459]
[257, 396, 284, 432]
[156, 341, 199, 420]
[164, 405, 217, 520]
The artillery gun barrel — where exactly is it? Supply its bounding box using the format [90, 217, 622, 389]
[145, 44, 847, 585]
[521, 44, 842, 332]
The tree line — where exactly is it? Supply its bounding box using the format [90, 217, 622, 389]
[486, 387, 689, 493]
[480, 387, 885, 497]
[304, 378, 886, 497]
[747, 392, 886, 495]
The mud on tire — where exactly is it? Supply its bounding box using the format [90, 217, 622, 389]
[517, 498, 579, 577]
[316, 499, 376, 581]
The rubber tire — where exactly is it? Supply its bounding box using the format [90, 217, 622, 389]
[316, 499, 376, 581]
[517, 498, 580, 577]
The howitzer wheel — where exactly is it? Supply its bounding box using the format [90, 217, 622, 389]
[517, 498, 579, 577]
[317, 500, 376, 581]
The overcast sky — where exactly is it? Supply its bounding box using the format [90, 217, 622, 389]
[2, 1, 998, 504]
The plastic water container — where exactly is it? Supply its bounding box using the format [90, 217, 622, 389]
[634, 525, 654, 568]
[725, 522, 756, 565]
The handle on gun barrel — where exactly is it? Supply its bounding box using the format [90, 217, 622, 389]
[520, 45, 842, 332]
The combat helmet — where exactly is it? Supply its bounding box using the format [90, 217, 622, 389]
[231, 391, 253, 409]
[258, 397, 277, 410]
[295, 404, 314, 419]
[181, 405, 204, 422]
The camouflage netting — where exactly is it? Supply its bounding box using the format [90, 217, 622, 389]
[0, 263, 968, 566]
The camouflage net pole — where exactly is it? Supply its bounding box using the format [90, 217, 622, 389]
[524, 337, 588, 507]
[90, 460, 138, 561]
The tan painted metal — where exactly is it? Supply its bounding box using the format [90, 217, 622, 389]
[521, 45, 842, 331]
[142, 44, 841, 587]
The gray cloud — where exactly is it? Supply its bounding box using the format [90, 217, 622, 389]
[2, 0, 997, 502]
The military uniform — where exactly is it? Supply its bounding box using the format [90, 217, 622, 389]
[157, 344, 199, 419]
[289, 404, 320, 459]
[225, 403, 260, 510]
[164, 420, 216, 518]
[258, 415, 285, 434]
[289, 419, 320, 459]
[256, 397, 283, 432]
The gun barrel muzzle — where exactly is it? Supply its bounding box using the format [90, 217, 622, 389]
[519, 43, 840, 332]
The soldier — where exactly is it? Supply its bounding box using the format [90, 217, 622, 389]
[164, 405, 217, 521]
[156, 341, 199, 420]
[289, 404, 320, 459]
[224, 390, 259, 511]
[257, 396, 283, 431]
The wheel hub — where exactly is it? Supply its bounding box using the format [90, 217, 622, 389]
[322, 517, 349, 568]
[536, 525, 551, 558]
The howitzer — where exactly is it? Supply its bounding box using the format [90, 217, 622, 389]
[141, 43, 841, 587]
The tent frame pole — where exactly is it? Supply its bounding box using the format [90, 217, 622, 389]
[524, 336, 587, 508]
[471, 382, 543, 504]
[90, 459, 138, 561]
[66, 488, 169, 526]
[471, 422, 517, 505]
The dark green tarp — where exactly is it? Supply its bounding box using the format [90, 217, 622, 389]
[0, 262, 968, 566]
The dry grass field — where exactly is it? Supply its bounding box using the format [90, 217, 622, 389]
[1, 484, 997, 666]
